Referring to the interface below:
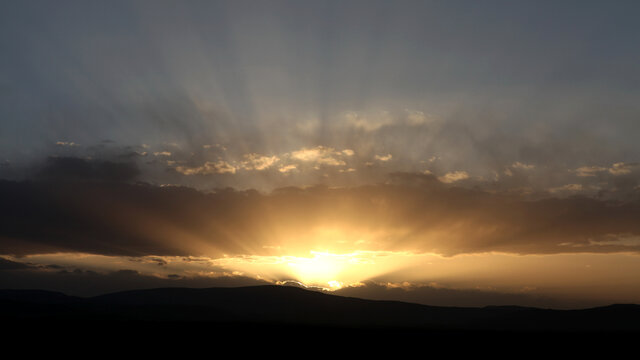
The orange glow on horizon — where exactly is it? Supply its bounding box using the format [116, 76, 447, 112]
[213, 250, 424, 290]
[7, 250, 640, 305]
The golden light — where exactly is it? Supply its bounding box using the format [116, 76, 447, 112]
[10, 251, 640, 304]
[213, 250, 424, 290]
[285, 251, 358, 289]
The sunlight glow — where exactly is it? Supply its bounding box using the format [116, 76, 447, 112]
[9, 251, 640, 302]
[285, 251, 357, 286]
[213, 250, 424, 290]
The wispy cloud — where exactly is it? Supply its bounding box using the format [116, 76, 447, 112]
[374, 154, 393, 162]
[241, 154, 279, 171]
[56, 141, 80, 147]
[290, 146, 348, 166]
[574, 162, 636, 177]
[175, 160, 237, 175]
[438, 171, 469, 183]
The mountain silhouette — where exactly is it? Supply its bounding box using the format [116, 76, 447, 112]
[2, 285, 639, 342]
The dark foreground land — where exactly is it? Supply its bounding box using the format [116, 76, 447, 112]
[2, 285, 639, 347]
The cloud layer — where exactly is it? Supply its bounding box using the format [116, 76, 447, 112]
[2, 168, 639, 258]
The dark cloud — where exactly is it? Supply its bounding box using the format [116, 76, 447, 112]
[0, 258, 29, 270]
[0, 180, 204, 256]
[1, 173, 640, 258]
[0, 262, 270, 297]
[129, 257, 168, 266]
[333, 281, 581, 309]
[37, 157, 139, 183]
[40, 264, 65, 270]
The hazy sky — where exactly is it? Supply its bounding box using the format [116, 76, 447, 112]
[1, 1, 640, 308]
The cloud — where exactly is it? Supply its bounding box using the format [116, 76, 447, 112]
[575, 166, 608, 177]
[374, 154, 392, 162]
[289, 146, 347, 166]
[333, 281, 567, 309]
[560, 234, 640, 249]
[511, 162, 535, 170]
[574, 162, 637, 177]
[438, 170, 469, 183]
[344, 111, 394, 132]
[241, 154, 279, 171]
[203, 144, 226, 151]
[278, 164, 298, 173]
[549, 183, 584, 193]
[0, 257, 29, 270]
[153, 151, 172, 157]
[37, 157, 139, 183]
[175, 160, 237, 175]
[2, 174, 640, 259]
[56, 141, 80, 147]
[405, 110, 430, 126]
[0, 259, 270, 297]
[609, 162, 635, 175]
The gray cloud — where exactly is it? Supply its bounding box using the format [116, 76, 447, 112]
[0, 257, 29, 270]
[1, 1, 639, 193]
[37, 157, 139, 183]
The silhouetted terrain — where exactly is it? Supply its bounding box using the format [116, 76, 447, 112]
[2, 285, 640, 338]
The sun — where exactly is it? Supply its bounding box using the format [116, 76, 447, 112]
[212, 249, 424, 291]
[285, 252, 351, 289]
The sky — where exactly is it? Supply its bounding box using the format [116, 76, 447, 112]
[1, 0, 640, 308]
